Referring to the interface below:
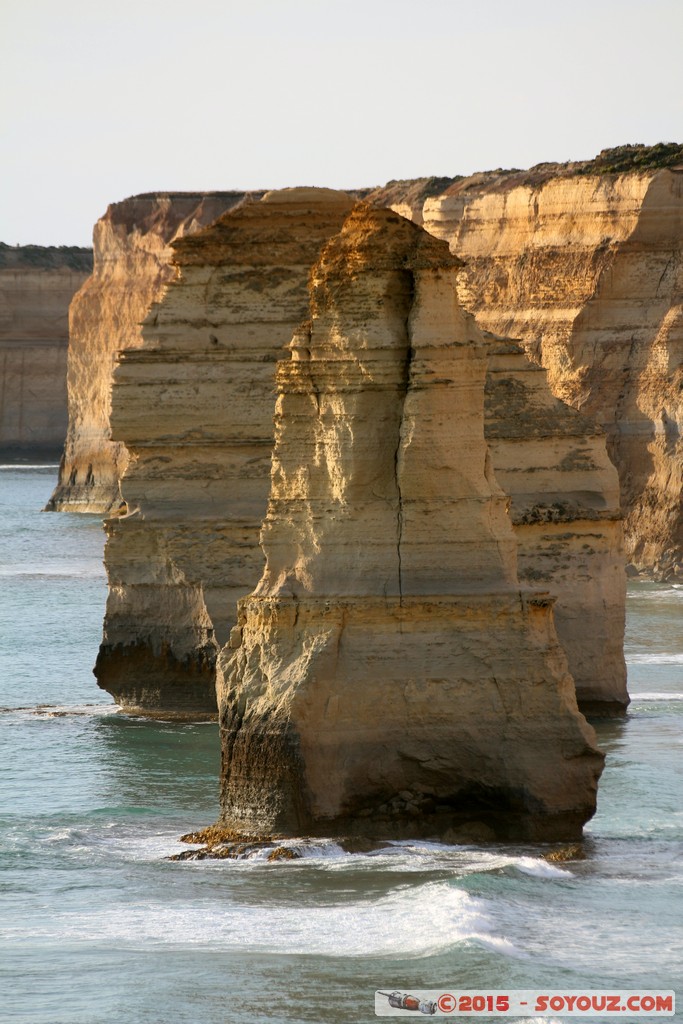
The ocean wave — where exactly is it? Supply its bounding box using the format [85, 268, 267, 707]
[507, 856, 572, 879]
[3, 880, 522, 959]
[0, 464, 60, 470]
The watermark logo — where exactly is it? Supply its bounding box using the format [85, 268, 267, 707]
[375, 989, 676, 1017]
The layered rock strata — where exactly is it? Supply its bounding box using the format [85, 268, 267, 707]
[218, 206, 604, 843]
[94, 190, 627, 716]
[422, 163, 683, 574]
[46, 192, 260, 512]
[0, 244, 92, 458]
[95, 188, 355, 714]
[49, 148, 683, 576]
[484, 335, 627, 712]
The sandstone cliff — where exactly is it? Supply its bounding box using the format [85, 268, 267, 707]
[46, 192, 260, 512]
[49, 146, 683, 578]
[420, 152, 683, 575]
[218, 206, 603, 843]
[484, 336, 626, 712]
[0, 244, 91, 459]
[94, 188, 625, 717]
[95, 189, 355, 714]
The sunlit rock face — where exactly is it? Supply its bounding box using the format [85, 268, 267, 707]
[483, 335, 627, 714]
[82, 185, 627, 719]
[218, 206, 604, 843]
[95, 189, 355, 715]
[46, 191, 256, 513]
[0, 244, 91, 459]
[423, 167, 683, 576]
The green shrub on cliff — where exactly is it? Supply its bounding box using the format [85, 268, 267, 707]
[578, 142, 683, 175]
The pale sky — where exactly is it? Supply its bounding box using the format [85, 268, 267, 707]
[2, 0, 682, 246]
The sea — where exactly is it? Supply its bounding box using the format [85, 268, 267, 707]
[0, 466, 681, 1024]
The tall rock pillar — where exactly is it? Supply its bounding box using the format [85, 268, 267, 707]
[219, 207, 603, 843]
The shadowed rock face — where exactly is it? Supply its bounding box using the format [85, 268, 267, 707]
[46, 192, 258, 512]
[483, 336, 627, 714]
[95, 189, 356, 715]
[423, 167, 683, 576]
[0, 244, 91, 459]
[217, 206, 604, 843]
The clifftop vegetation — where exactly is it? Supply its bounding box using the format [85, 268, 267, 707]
[0, 242, 93, 272]
[577, 143, 683, 175]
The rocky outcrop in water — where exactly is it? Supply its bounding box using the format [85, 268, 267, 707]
[218, 206, 603, 842]
[0, 244, 91, 459]
[95, 189, 355, 714]
[420, 152, 683, 576]
[46, 192, 259, 512]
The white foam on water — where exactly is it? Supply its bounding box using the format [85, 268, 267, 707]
[0, 464, 60, 470]
[355, 842, 573, 880]
[627, 586, 683, 603]
[626, 652, 683, 664]
[507, 856, 573, 879]
[517, 1019, 565, 1024]
[0, 703, 119, 719]
[628, 692, 683, 701]
[4, 880, 521, 959]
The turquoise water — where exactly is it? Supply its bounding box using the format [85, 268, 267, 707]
[1, 467, 681, 1024]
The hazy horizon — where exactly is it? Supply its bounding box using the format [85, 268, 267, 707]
[3, 0, 682, 246]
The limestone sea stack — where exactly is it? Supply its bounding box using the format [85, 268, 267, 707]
[0, 244, 91, 460]
[46, 192, 258, 513]
[422, 152, 683, 575]
[95, 188, 355, 714]
[218, 206, 604, 843]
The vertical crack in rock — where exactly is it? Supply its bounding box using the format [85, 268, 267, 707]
[394, 272, 416, 606]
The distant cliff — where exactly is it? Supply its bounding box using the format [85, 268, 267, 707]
[0, 243, 91, 459]
[46, 192, 262, 511]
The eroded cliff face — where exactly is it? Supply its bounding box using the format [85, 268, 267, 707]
[0, 245, 91, 458]
[484, 336, 626, 712]
[217, 206, 603, 843]
[95, 188, 355, 714]
[46, 192, 258, 512]
[93, 189, 626, 717]
[422, 167, 683, 574]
